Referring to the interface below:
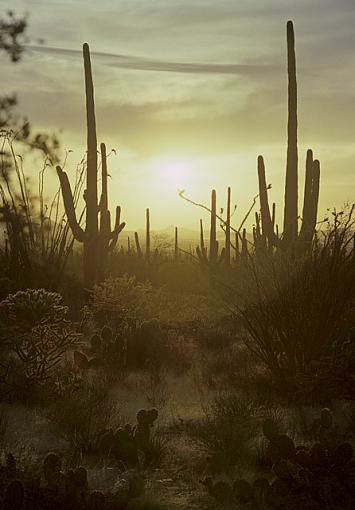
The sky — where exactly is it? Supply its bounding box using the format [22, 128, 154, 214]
[1, 0, 354, 232]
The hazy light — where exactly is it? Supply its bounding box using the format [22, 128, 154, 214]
[154, 156, 194, 192]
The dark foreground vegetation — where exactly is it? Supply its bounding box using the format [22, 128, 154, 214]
[0, 15, 354, 510]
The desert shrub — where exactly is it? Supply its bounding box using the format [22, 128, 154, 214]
[82, 280, 198, 372]
[87, 275, 155, 328]
[203, 408, 355, 509]
[236, 208, 355, 390]
[186, 393, 259, 470]
[47, 377, 119, 455]
[0, 450, 169, 510]
[294, 327, 355, 404]
[74, 320, 177, 374]
[0, 288, 79, 402]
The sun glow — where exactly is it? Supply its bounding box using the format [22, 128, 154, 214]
[155, 156, 194, 191]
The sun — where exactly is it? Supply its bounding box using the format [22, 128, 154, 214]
[155, 157, 193, 191]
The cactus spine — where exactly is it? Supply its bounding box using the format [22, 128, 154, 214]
[56, 43, 125, 287]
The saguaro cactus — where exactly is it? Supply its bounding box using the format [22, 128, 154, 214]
[134, 231, 143, 258]
[257, 22, 320, 251]
[146, 208, 151, 261]
[283, 20, 298, 246]
[174, 226, 179, 260]
[225, 186, 231, 267]
[299, 150, 320, 244]
[56, 43, 125, 287]
[196, 190, 225, 268]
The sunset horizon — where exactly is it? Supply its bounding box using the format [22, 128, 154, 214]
[2, 0, 354, 232]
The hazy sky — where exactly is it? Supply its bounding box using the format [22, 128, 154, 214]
[1, 0, 354, 231]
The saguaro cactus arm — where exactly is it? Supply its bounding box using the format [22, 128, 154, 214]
[209, 189, 218, 264]
[257, 155, 279, 247]
[56, 165, 86, 243]
[309, 159, 320, 232]
[109, 206, 126, 250]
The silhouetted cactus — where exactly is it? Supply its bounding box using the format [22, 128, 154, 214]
[174, 226, 179, 260]
[196, 190, 225, 269]
[6, 453, 17, 479]
[4, 480, 24, 510]
[134, 231, 143, 258]
[146, 208, 151, 261]
[43, 452, 62, 487]
[225, 186, 231, 266]
[88, 490, 105, 510]
[56, 44, 125, 287]
[284, 20, 298, 245]
[257, 22, 320, 252]
[233, 479, 253, 503]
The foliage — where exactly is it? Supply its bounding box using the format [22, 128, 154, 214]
[0, 10, 27, 62]
[235, 208, 355, 388]
[47, 378, 118, 455]
[0, 133, 76, 289]
[202, 409, 355, 509]
[0, 288, 79, 401]
[88, 275, 154, 327]
[0, 449, 168, 510]
[186, 393, 259, 470]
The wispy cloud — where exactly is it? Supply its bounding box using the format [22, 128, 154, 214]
[26, 44, 279, 76]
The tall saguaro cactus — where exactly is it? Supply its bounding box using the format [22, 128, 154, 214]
[257, 21, 320, 252]
[56, 43, 125, 287]
[283, 20, 298, 246]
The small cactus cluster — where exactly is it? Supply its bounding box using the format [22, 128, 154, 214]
[0, 449, 161, 509]
[74, 320, 166, 372]
[203, 409, 355, 509]
[196, 190, 225, 270]
[96, 407, 159, 465]
[73, 325, 126, 371]
[201, 476, 269, 507]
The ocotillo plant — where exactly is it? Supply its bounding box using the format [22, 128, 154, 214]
[56, 43, 125, 287]
[258, 22, 320, 251]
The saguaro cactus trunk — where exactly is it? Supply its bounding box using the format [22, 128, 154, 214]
[283, 20, 298, 246]
[225, 186, 231, 267]
[210, 189, 218, 266]
[174, 226, 179, 260]
[146, 208, 151, 261]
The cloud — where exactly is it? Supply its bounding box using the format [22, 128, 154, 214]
[26, 44, 279, 76]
